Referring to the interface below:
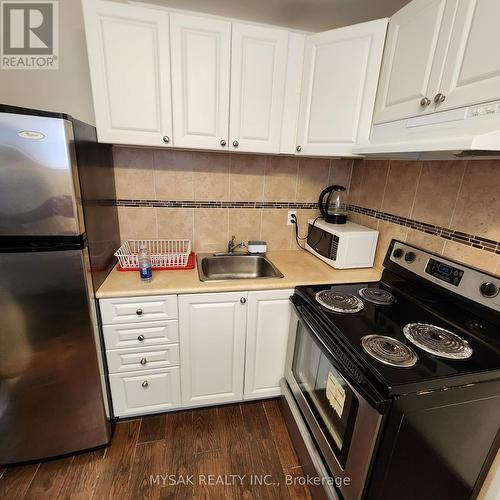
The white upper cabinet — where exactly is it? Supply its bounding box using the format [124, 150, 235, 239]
[170, 13, 231, 151]
[439, 0, 500, 111]
[82, 0, 173, 146]
[373, 0, 451, 124]
[296, 19, 388, 156]
[229, 23, 289, 153]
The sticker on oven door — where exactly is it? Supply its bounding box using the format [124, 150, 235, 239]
[326, 371, 346, 417]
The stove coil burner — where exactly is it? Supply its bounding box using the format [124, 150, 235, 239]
[361, 335, 418, 368]
[315, 291, 364, 314]
[403, 323, 473, 360]
[358, 288, 397, 305]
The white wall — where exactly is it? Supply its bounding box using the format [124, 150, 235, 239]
[0, 0, 95, 124]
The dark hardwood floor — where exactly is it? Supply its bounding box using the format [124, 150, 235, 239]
[0, 399, 313, 500]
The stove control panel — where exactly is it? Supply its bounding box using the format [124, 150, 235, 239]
[389, 241, 500, 311]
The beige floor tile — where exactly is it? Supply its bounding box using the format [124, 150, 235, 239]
[228, 209, 262, 244]
[154, 150, 194, 201]
[264, 156, 298, 201]
[117, 207, 157, 243]
[261, 210, 293, 250]
[442, 241, 499, 275]
[192, 152, 230, 201]
[358, 160, 390, 211]
[229, 155, 266, 201]
[405, 229, 445, 254]
[156, 208, 194, 241]
[450, 160, 500, 241]
[296, 158, 330, 203]
[193, 209, 228, 252]
[411, 160, 466, 228]
[381, 160, 422, 218]
[113, 147, 155, 200]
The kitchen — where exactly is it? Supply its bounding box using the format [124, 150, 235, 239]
[0, 0, 499, 498]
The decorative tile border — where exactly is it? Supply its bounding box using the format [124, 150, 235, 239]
[104, 198, 500, 255]
[348, 204, 500, 255]
[112, 199, 319, 209]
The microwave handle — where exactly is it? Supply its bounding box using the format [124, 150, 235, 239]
[290, 298, 386, 409]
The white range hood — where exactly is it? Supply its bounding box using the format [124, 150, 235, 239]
[354, 100, 500, 159]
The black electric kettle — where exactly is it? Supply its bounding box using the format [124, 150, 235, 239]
[318, 185, 348, 224]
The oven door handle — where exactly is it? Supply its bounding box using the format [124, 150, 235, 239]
[290, 299, 385, 409]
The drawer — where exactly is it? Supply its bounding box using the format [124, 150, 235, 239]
[100, 295, 178, 325]
[106, 345, 180, 374]
[109, 367, 181, 417]
[102, 320, 179, 350]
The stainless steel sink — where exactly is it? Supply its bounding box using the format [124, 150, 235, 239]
[197, 253, 284, 281]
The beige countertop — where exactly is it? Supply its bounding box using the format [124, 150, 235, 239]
[96, 250, 382, 299]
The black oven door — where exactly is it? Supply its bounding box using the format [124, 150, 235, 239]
[285, 299, 384, 500]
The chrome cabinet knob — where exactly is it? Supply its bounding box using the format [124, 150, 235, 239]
[220, 139, 227, 147]
[240, 297, 246, 304]
[137, 334, 145, 342]
[434, 93, 446, 104]
[296, 145, 302, 152]
[136, 308, 143, 316]
[162, 135, 170, 144]
[140, 358, 147, 365]
[420, 97, 431, 107]
[142, 381, 149, 388]
[232, 140, 239, 148]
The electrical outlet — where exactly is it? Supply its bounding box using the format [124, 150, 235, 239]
[287, 211, 297, 226]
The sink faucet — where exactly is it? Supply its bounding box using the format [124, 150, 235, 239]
[228, 235, 247, 253]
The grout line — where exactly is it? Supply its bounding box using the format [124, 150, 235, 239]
[293, 157, 300, 202]
[448, 160, 468, 230]
[408, 161, 423, 222]
[378, 160, 391, 212]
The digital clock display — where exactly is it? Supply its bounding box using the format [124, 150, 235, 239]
[425, 259, 464, 286]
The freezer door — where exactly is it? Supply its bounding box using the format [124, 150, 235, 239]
[0, 112, 84, 236]
[0, 248, 110, 464]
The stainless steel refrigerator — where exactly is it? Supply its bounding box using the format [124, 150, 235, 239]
[0, 105, 120, 464]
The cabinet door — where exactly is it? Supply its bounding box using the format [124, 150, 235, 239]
[170, 13, 231, 150]
[229, 23, 288, 153]
[82, 0, 173, 146]
[439, 0, 500, 111]
[373, 0, 452, 124]
[244, 290, 293, 400]
[178, 292, 247, 407]
[296, 19, 387, 156]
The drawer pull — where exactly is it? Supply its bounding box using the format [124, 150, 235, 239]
[140, 358, 147, 365]
[142, 381, 149, 388]
[136, 308, 143, 316]
[137, 335, 145, 342]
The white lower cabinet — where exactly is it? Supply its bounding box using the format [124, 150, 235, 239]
[109, 367, 181, 417]
[100, 289, 293, 416]
[178, 292, 247, 407]
[244, 290, 294, 400]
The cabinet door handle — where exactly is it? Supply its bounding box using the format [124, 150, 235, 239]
[142, 381, 149, 388]
[137, 334, 145, 342]
[296, 145, 302, 152]
[240, 297, 247, 304]
[140, 358, 147, 365]
[434, 93, 446, 104]
[420, 97, 431, 107]
[136, 308, 143, 316]
[220, 139, 227, 147]
[162, 135, 170, 144]
[232, 140, 239, 148]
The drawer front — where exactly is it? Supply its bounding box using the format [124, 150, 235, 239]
[106, 345, 180, 374]
[109, 367, 181, 417]
[100, 295, 178, 324]
[102, 320, 179, 350]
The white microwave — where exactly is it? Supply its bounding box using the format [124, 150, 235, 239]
[305, 219, 379, 269]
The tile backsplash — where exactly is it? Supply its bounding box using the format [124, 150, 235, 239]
[112, 147, 500, 276]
